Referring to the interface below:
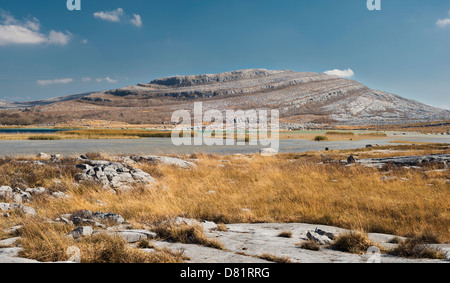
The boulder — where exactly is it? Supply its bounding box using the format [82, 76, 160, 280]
[0, 186, 13, 201]
[51, 191, 70, 199]
[172, 217, 218, 231]
[75, 160, 157, 192]
[92, 212, 125, 225]
[347, 155, 356, 164]
[306, 231, 332, 245]
[314, 228, 336, 240]
[0, 203, 37, 216]
[25, 187, 46, 195]
[69, 226, 93, 239]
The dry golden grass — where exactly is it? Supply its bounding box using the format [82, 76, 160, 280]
[389, 237, 446, 260]
[153, 224, 225, 250]
[15, 219, 186, 263]
[330, 231, 377, 254]
[258, 253, 292, 263]
[0, 144, 449, 262]
[297, 240, 321, 251]
[277, 231, 293, 238]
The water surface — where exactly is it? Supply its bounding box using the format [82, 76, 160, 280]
[0, 135, 448, 156]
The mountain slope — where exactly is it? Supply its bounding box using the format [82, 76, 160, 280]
[1, 69, 449, 125]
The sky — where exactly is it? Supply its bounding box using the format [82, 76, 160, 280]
[0, 0, 449, 109]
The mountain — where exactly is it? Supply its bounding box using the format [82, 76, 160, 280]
[1, 69, 449, 125]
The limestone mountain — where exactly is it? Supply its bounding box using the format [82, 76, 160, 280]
[1, 69, 449, 125]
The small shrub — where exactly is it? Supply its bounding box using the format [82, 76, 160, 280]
[412, 231, 441, 244]
[84, 152, 103, 160]
[80, 234, 186, 263]
[154, 224, 225, 250]
[314, 136, 328, 141]
[259, 253, 292, 263]
[216, 224, 228, 232]
[297, 240, 320, 251]
[137, 239, 154, 249]
[28, 135, 61, 140]
[388, 237, 403, 244]
[277, 231, 293, 238]
[389, 238, 446, 260]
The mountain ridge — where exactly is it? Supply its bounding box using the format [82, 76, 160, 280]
[0, 69, 449, 126]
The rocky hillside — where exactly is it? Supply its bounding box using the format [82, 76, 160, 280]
[1, 69, 449, 125]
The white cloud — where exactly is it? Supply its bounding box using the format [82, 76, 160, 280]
[81, 39, 88, 44]
[48, 30, 71, 46]
[37, 78, 73, 86]
[0, 25, 47, 45]
[105, 77, 118, 83]
[96, 77, 118, 83]
[24, 18, 40, 32]
[436, 10, 450, 28]
[93, 8, 124, 23]
[93, 8, 142, 28]
[324, 68, 355, 78]
[82, 77, 92, 82]
[0, 11, 71, 46]
[436, 18, 450, 28]
[130, 14, 142, 28]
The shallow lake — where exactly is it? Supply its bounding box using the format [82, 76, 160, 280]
[0, 135, 448, 156]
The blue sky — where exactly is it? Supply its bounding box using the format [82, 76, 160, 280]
[0, 0, 449, 109]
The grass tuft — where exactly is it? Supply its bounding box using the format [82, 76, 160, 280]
[297, 240, 321, 251]
[277, 231, 293, 238]
[330, 232, 375, 254]
[154, 224, 225, 250]
[389, 237, 446, 260]
[314, 135, 328, 141]
[258, 253, 292, 263]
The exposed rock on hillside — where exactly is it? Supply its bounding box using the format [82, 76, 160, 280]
[100, 69, 449, 124]
[2, 69, 449, 125]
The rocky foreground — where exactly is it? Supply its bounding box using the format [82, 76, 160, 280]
[1, 218, 449, 263]
[0, 152, 449, 263]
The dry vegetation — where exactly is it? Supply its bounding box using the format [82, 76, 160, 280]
[258, 253, 292, 263]
[335, 121, 450, 134]
[152, 224, 225, 250]
[330, 232, 377, 254]
[16, 220, 186, 263]
[0, 144, 449, 262]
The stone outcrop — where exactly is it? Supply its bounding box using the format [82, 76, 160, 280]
[0, 202, 36, 216]
[356, 154, 450, 168]
[130, 156, 196, 169]
[75, 160, 157, 192]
